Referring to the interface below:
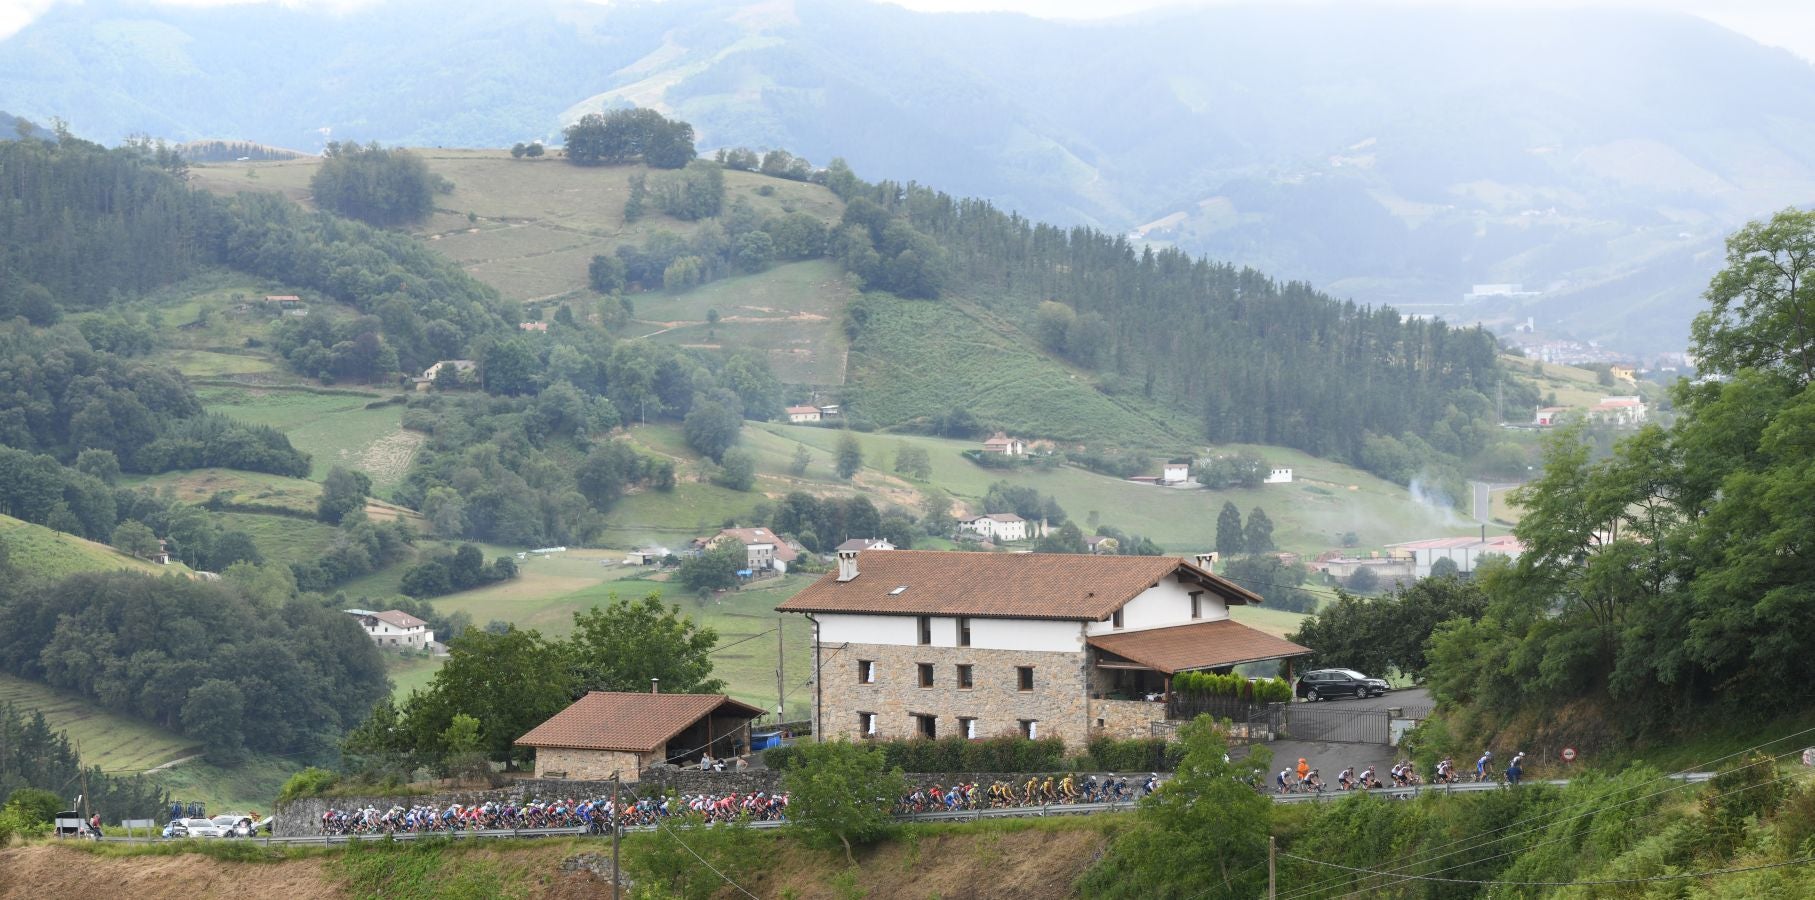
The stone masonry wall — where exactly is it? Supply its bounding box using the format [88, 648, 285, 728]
[1090, 698, 1167, 741]
[533, 747, 647, 782]
[823, 642, 1091, 748]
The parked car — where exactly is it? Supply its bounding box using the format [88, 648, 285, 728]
[1295, 668, 1390, 701]
[211, 815, 255, 837]
[173, 817, 225, 838]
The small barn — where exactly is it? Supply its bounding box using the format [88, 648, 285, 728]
[515, 692, 764, 782]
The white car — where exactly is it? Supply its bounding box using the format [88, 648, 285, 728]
[211, 815, 255, 837]
[174, 817, 225, 838]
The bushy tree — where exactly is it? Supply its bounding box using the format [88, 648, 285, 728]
[1078, 717, 1271, 899]
[317, 466, 371, 524]
[836, 432, 863, 479]
[1214, 501, 1244, 556]
[566, 593, 725, 696]
[780, 739, 907, 864]
[682, 393, 743, 462]
[713, 448, 757, 491]
[1291, 576, 1487, 681]
[309, 142, 436, 226]
[1244, 506, 1276, 553]
[678, 541, 743, 593]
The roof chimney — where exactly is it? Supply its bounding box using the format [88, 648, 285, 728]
[650, 677, 660, 694]
[1194, 552, 1218, 571]
[837, 549, 860, 582]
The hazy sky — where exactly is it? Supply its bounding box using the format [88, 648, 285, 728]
[3, 0, 1813, 60]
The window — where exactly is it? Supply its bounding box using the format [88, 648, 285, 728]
[1190, 591, 1203, 620]
[957, 617, 971, 647]
[914, 713, 937, 739]
[960, 717, 978, 739]
[858, 660, 876, 684]
[917, 616, 932, 645]
[1019, 719, 1038, 739]
[1017, 666, 1035, 692]
[956, 664, 974, 689]
[859, 712, 877, 737]
[1111, 608, 1124, 629]
[918, 663, 934, 688]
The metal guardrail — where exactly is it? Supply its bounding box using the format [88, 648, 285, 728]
[94, 775, 1712, 845]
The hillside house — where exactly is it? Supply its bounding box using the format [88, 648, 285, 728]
[817, 404, 841, 418]
[778, 550, 1312, 746]
[1610, 364, 1636, 383]
[520, 321, 548, 332]
[1084, 535, 1117, 554]
[263, 294, 304, 309]
[708, 527, 799, 574]
[958, 513, 1028, 542]
[346, 609, 435, 650]
[1312, 552, 1415, 582]
[516, 692, 764, 782]
[1386, 535, 1525, 578]
[835, 538, 896, 553]
[1265, 467, 1294, 484]
[1160, 463, 1191, 485]
[981, 432, 1027, 456]
[1589, 396, 1647, 427]
[1533, 406, 1567, 427]
[785, 405, 822, 423]
[415, 359, 476, 391]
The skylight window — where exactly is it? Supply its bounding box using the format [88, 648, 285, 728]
[889, 585, 909, 595]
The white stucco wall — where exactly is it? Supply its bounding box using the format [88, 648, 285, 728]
[1084, 578, 1229, 636]
[819, 613, 1082, 652]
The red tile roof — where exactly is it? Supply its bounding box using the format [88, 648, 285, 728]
[717, 527, 799, 562]
[514, 692, 764, 753]
[373, 610, 428, 629]
[776, 550, 1262, 620]
[1086, 620, 1312, 674]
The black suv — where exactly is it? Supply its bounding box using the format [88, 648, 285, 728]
[1296, 669, 1390, 701]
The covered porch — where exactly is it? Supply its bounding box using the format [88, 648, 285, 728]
[1085, 619, 1313, 739]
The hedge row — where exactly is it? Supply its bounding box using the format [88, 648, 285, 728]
[762, 734, 1186, 773]
[1173, 672, 1291, 703]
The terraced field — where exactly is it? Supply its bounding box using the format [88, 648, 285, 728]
[0, 675, 198, 773]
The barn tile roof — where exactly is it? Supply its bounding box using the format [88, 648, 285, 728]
[1086, 619, 1312, 674]
[716, 527, 799, 562]
[372, 610, 428, 629]
[514, 692, 765, 753]
[776, 550, 1262, 620]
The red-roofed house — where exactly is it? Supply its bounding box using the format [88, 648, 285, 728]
[957, 513, 1029, 542]
[785, 405, 822, 423]
[347, 609, 435, 650]
[708, 527, 800, 573]
[1589, 396, 1647, 427]
[516, 692, 764, 781]
[1387, 534, 1525, 578]
[981, 432, 1026, 456]
[777, 550, 1310, 746]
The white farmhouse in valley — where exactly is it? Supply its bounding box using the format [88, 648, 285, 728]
[777, 550, 1311, 746]
[346, 609, 435, 650]
[785, 405, 822, 423]
[1265, 467, 1294, 484]
[957, 512, 1029, 542]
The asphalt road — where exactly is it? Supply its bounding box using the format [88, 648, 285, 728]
[1314, 686, 1432, 712]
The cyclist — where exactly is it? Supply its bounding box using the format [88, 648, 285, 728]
[1476, 750, 1494, 782]
[1302, 768, 1324, 793]
[1337, 766, 1356, 791]
[1506, 752, 1525, 786]
[1358, 766, 1379, 789]
[1435, 757, 1454, 784]
[1059, 773, 1077, 801]
[1143, 773, 1159, 796]
[1277, 768, 1293, 793]
[1295, 757, 1310, 785]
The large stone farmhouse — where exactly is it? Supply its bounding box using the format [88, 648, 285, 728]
[777, 550, 1311, 748]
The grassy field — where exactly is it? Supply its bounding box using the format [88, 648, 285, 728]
[189, 151, 847, 305]
[632, 259, 854, 385]
[385, 655, 444, 699]
[211, 511, 343, 568]
[196, 387, 420, 493]
[741, 423, 1477, 557]
[0, 675, 198, 773]
[843, 296, 1191, 447]
[0, 514, 188, 579]
[144, 753, 302, 816]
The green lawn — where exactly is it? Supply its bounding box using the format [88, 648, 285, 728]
[143, 753, 302, 817]
[213, 511, 342, 567]
[635, 260, 854, 385]
[842, 296, 1191, 447]
[385, 654, 445, 699]
[0, 674, 199, 773]
[131, 468, 323, 517]
[197, 387, 419, 492]
[0, 514, 186, 579]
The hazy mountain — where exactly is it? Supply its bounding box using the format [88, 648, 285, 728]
[8, 0, 1815, 351]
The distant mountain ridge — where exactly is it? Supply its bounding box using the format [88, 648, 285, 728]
[5, 0, 1815, 351]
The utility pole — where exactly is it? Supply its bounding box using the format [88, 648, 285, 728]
[611, 771, 622, 900]
[1269, 835, 1277, 900]
[776, 615, 785, 725]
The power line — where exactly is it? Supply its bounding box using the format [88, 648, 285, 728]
[655, 817, 760, 899]
[1298, 751, 1815, 900]
[1280, 851, 1814, 887]
[1279, 723, 1815, 900]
